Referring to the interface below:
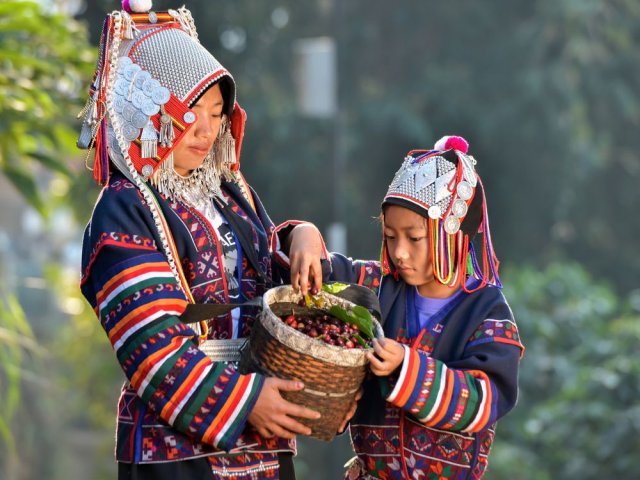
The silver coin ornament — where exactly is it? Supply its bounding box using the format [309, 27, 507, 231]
[456, 181, 473, 201]
[123, 123, 140, 142]
[114, 78, 128, 96]
[117, 56, 133, 69]
[123, 103, 137, 122]
[132, 90, 147, 109]
[141, 98, 160, 116]
[141, 164, 154, 178]
[142, 78, 160, 97]
[151, 86, 171, 105]
[444, 216, 461, 235]
[428, 205, 442, 219]
[113, 95, 126, 114]
[131, 110, 149, 129]
[451, 199, 468, 218]
[134, 71, 152, 89]
[123, 63, 141, 81]
[183, 111, 196, 124]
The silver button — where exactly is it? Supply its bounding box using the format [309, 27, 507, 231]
[141, 98, 160, 116]
[444, 216, 460, 235]
[151, 86, 170, 105]
[122, 123, 140, 142]
[456, 181, 473, 201]
[123, 63, 141, 81]
[183, 111, 196, 124]
[131, 111, 149, 129]
[451, 199, 468, 218]
[427, 205, 442, 219]
[142, 78, 160, 97]
[141, 164, 154, 177]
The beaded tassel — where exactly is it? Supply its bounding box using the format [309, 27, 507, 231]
[141, 120, 158, 158]
[214, 115, 236, 173]
[159, 106, 174, 148]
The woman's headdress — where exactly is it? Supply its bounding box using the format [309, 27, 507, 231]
[77, 0, 245, 199]
[381, 135, 501, 292]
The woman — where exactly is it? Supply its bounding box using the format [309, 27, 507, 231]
[78, 3, 328, 479]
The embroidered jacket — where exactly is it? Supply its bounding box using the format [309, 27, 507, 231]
[328, 253, 524, 480]
[80, 172, 295, 464]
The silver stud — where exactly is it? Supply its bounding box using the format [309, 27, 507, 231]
[183, 111, 196, 124]
[457, 181, 473, 200]
[141, 164, 154, 178]
[444, 216, 460, 234]
[451, 199, 468, 218]
[428, 205, 442, 219]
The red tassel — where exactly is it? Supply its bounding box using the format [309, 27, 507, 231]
[230, 102, 246, 170]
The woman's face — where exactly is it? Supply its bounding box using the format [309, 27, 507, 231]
[172, 83, 224, 176]
[383, 205, 454, 298]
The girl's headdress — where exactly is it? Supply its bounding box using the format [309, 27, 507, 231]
[381, 135, 501, 292]
[77, 0, 244, 199]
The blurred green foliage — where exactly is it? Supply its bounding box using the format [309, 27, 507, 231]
[0, 0, 95, 216]
[491, 263, 640, 479]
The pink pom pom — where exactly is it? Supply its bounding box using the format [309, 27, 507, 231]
[121, 0, 132, 12]
[434, 135, 469, 154]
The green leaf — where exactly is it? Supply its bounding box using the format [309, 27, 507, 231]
[322, 282, 350, 294]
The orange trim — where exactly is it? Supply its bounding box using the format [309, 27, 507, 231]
[428, 368, 455, 426]
[466, 369, 493, 431]
[108, 299, 187, 345]
[201, 374, 252, 443]
[131, 336, 184, 387]
[160, 357, 210, 419]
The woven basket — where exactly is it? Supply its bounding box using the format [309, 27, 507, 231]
[239, 285, 383, 441]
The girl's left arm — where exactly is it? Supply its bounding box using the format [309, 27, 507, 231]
[385, 305, 524, 433]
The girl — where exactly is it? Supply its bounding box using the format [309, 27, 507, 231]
[328, 136, 524, 479]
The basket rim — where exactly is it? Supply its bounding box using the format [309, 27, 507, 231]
[258, 285, 383, 367]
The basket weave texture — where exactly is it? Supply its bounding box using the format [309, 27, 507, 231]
[239, 285, 382, 441]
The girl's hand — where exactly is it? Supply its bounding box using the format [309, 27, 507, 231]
[366, 338, 405, 377]
[287, 223, 324, 295]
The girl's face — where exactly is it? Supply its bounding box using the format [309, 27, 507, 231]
[383, 205, 454, 298]
[172, 83, 224, 176]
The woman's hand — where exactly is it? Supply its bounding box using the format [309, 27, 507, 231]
[287, 223, 324, 295]
[337, 387, 363, 433]
[366, 338, 405, 377]
[248, 378, 321, 439]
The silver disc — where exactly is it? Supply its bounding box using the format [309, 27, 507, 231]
[131, 110, 149, 129]
[451, 199, 468, 218]
[444, 216, 460, 235]
[123, 63, 141, 81]
[134, 71, 151, 89]
[142, 78, 160, 97]
[132, 90, 147, 109]
[456, 181, 473, 201]
[183, 111, 196, 124]
[427, 205, 442, 219]
[122, 123, 140, 142]
[141, 98, 160, 116]
[151, 86, 170, 105]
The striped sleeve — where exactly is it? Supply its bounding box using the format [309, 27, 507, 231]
[82, 241, 264, 451]
[386, 311, 524, 433]
[385, 347, 496, 432]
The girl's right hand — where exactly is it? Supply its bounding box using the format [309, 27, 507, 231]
[366, 338, 405, 376]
